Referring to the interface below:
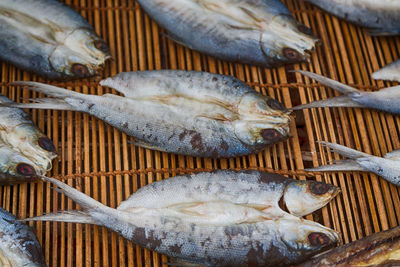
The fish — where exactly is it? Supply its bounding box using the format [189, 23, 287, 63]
[5, 70, 292, 158]
[303, 0, 400, 36]
[0, 0, 111, 80]
[292, 70, 400, 115]
[24, 170, 340, 266]
[306, 141, 400, 187]
[372, 59, 400, 82]
[0, 94, 57, 176]
[136, 0, 318, 67]
[0, 207, 46, 267]
[297, 226, 400, 266]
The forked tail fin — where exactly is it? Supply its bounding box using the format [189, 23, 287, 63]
[291, 71, 364, 110]
[2, 82, 85, 111]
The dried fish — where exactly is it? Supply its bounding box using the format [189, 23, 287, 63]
[0, 0, 111, 80]
[303, 0, 400, 36]
[24, 170, 340, 266]
[292, 70, 400, 115]
[372, 59, 400, 82]
[136, 0, 318, 67]
[307, 141, 400, 187]
[0, 94, 57, 170]
[298, 226, 400, 266]
[0, 207, 45, 267]
[7, 70, 291, 158]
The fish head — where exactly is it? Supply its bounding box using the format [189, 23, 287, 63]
[234, 93, 291, 147]
[0, 150, 41, 180]
[279, 218, 339, 257]
[261, 15, 318, 64]
[284, 180, 340, 217]
[4, 125, 57, 172]
[50, 28, 111, 79]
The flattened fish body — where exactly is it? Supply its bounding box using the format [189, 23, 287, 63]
[0, 208, 45, 267]
[304, 0, 400, 35]
[136, 0, 318, 67]
[0, 0, 110, 80]
[10, 71, 291, 158]
[26, 171, 340, 266]
[0, 94, 57, 182]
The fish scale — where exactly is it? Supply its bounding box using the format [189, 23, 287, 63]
[24, 171, 340, 266]
[135, 0, 318, 67]
[7, 70, 291, 158]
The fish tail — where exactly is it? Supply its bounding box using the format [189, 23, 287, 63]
[20, 210, 99, 225]
[306, 159, 365, 172]
[318, 141, 371, 159]
[11, 81, 82, 98]
[294, 70, 360, 95]
[41, 176, 108, 211]
[291, 95, 363, 110]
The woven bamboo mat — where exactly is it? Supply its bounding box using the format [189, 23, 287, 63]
[1, 0, 399, 266]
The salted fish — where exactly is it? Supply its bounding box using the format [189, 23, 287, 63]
[304, 0, 400, 36]
[0, 0, 111, 80]
[0, 207, 45, 267]
[307, 141, 400, 187]
[372, 59, 400, 82]
[0, 94, 57, 183]
[6, 70, 291, 158]
[292, 70, 400, 115]
[24, 170, 340, 266]
[136, 0, 318, 67]
[298, 226, 400, 266]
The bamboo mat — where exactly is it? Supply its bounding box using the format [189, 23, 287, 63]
[1, 0, 399, 266]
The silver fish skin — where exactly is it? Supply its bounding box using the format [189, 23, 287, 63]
[8, 71, 291, 158]
[0, 208, 45, 267]
[292, 70, 400, 115]
[25, 170, 340, 266]
[0, 94, 57, 173]
[297, 226, 400, 267]
[307, 141, 400, 187]
[372, 60, 400, 82]
[0, 0, 111, 80]
[136, 0, 318, 67]
[304, 0, 400, 36]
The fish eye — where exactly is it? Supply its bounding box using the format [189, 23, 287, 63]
[93, 40, 109, 53]
[297, 25, 314, 36]
[16, 163, 36, 177]
[267, 98, 286, 111]
[309, 181, 331, 195]
[308, 232, 330, 247]
[282, 48, 300, 60]
[260, 129, 284, 142]
[71, 63, 89, 77]
[38, 137, 56, 153]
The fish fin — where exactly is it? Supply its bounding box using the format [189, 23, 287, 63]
[163, 258, 204, 267]
[384, 149, 400, 160]
[293, 70, 360, 95]
[10, 81, 82, 98]
[40, 176, 107, 211]
[306, 160, 365, 172]
[372, 60, 400, 82]
[161, 31, 192, 49]
[20, 210, 99, 225]
[318, 141, 371, 159]
[291, 95, 364, 110]
[366, 27, 398, 36]
[0, 98, 73, 110]
[127, 139, 169, 153]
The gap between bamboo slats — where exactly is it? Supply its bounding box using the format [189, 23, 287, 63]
[0, 0, 399, 266]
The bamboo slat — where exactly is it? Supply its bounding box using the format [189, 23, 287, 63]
[1, 0, 399, 266]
